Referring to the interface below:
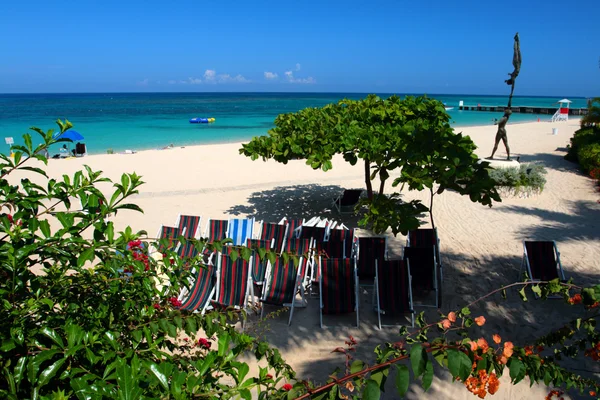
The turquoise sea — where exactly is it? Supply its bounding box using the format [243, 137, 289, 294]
[0, 93, 588, 155]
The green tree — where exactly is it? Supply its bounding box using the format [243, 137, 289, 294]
[241, 95, 500, 234]
[581, 97, 600, 127]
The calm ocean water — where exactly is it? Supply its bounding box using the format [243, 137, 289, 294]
[0, 93, 588, 155]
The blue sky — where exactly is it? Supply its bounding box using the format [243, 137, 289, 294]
[1, 0, 598, 96]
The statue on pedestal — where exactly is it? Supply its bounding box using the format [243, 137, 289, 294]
[488, 33, 521, 161]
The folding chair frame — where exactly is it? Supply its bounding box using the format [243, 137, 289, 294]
[407, 228, 443, 307]
[403, 246, 438, 309]
[520, 240, 565, 299]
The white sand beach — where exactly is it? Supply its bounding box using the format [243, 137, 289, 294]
[28, 119, 600, 399]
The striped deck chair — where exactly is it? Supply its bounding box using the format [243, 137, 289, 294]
[327, 228, 357, 259]
[521, 241, 566, 290]
[283, 218, 304, 240]
[247, 238, 273, 294]
[176, 215, 202, 259]
[260, 257, 304, 325]
[375, 259, 415, 328]
[403, 246, 438, 308]
[178, 264, 215, 314]
[227, 218, 255, 246]
[202, 219, 228, 261]
[407, 228, 443, 307]
[317, 240, 345, 259]
[282, 238, 312, 288]
[319, 258, 359, 328]
[155, 226, 184, 254]
[212, 253, 253, 325]
[257, 222, 287, 253]
[356, 237, 387, 282]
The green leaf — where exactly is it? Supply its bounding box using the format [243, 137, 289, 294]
[350, 360, 364, 374]
[422, 358, 434, 391]
[410, 345, 426, 377]
[39, 219, 51, 238]
[509, 359, 526, 384]
[237, 363, 250, 384]
[27, 349, 60, 385]
[395, 364, 409, 397]
[447, 349, 471, 382]
[518, 287, 528, 302]
[218, 333, 230, 357]
[116, 358, 143, 400]
[363, 379, 381, 400]
[37, 357, 67, 388]
[531, 285, 542, 297]
[147, 362, 169, 391]
[40, 327, 65, 348]
[239, 388, 252, 400]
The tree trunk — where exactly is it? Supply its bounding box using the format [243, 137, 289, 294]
[429, 187, 436, 230]
[364, 159, 373, 200]
[378, 171, 387, 196]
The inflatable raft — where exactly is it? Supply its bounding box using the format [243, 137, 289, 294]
[189, 117, 216, 124]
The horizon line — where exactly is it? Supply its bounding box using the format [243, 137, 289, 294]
[0, 91, 589, 99]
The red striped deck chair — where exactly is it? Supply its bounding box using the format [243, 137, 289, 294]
[156, 226, 184, 254]
[319, 258, 359, 328]
[403, 246, 438, 308]
[282, 238, 312, 289]
[327, 228, 357, 259]
[521, 241, 566, 296]
[247, 239, 273, 297]
[407, 228, 442, 307]
[212, 253, 253, 325]
[176, 215, 202, 259]
[178, 264, 215, 314]
[257, 222, 287, 253]
[317, 240, 345, 259]
[356, 237, 387, 281]
[375, 259, 415, 328]
[202, 219, 229, 262]
[260, 257, 304, 325]
[283, 218, 304, 240]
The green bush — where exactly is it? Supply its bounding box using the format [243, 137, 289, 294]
[0, 121, 295, 399]
[565, 126, 600, 164]
[488, 162, 547, 194]
[577, 143, 600, 173]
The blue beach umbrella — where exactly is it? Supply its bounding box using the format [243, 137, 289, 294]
[53, 130, 84, 141]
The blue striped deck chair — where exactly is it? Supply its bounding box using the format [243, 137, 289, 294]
[176, 215, 202, 259]
[407, 228, 442, 307]
[375, 259, 415, 328]
[212, 253, 254, 327]
[403, 246, 438, 308]
[260, 256, 304, 325]
[201, 219, 228, 262]
[521, 241, 566, 298]
[227, 218, 255, 246]
[178, 264, 215, 314]
[319, 258, 359, 328]
[257, 221, 288, 253]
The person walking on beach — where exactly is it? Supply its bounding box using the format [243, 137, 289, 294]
[488, 109, 512, 160]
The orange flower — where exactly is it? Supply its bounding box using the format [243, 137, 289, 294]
[524, 345, 534, 356]
[448, 311, 457, 323]
[477, 338, 489, 352]
[488, 373, 500, 394]
[442, 319, 451, 329]
[492, 334, 501, 344]
[475, 316, 486, 326]
[498, 355, 508, 365]
[503, 342, 514, 358]
[469, 341, 479, 351]
[589, 390, 596, 396]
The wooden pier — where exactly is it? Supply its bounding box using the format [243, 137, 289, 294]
[458, 104, 588, 116]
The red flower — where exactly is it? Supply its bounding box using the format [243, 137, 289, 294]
[128, 239, 142, 249]
[282, 383, 293, 391]
[265, 374, 273, 380]
[198, 338, 211, 349]
[168, 297, 182, 307]
[6, 214, 13, 224]
[153, 303, 161, 310]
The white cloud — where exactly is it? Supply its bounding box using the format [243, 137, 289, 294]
[137, 78, 149, 86]
[168, 80, 177, 84]
[295, 63, 301, 71]
[264, 71, 278, 80]
[284, 70, 315, 84]
[203, 69, 217, 82]
[187, 77, 202, 84]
